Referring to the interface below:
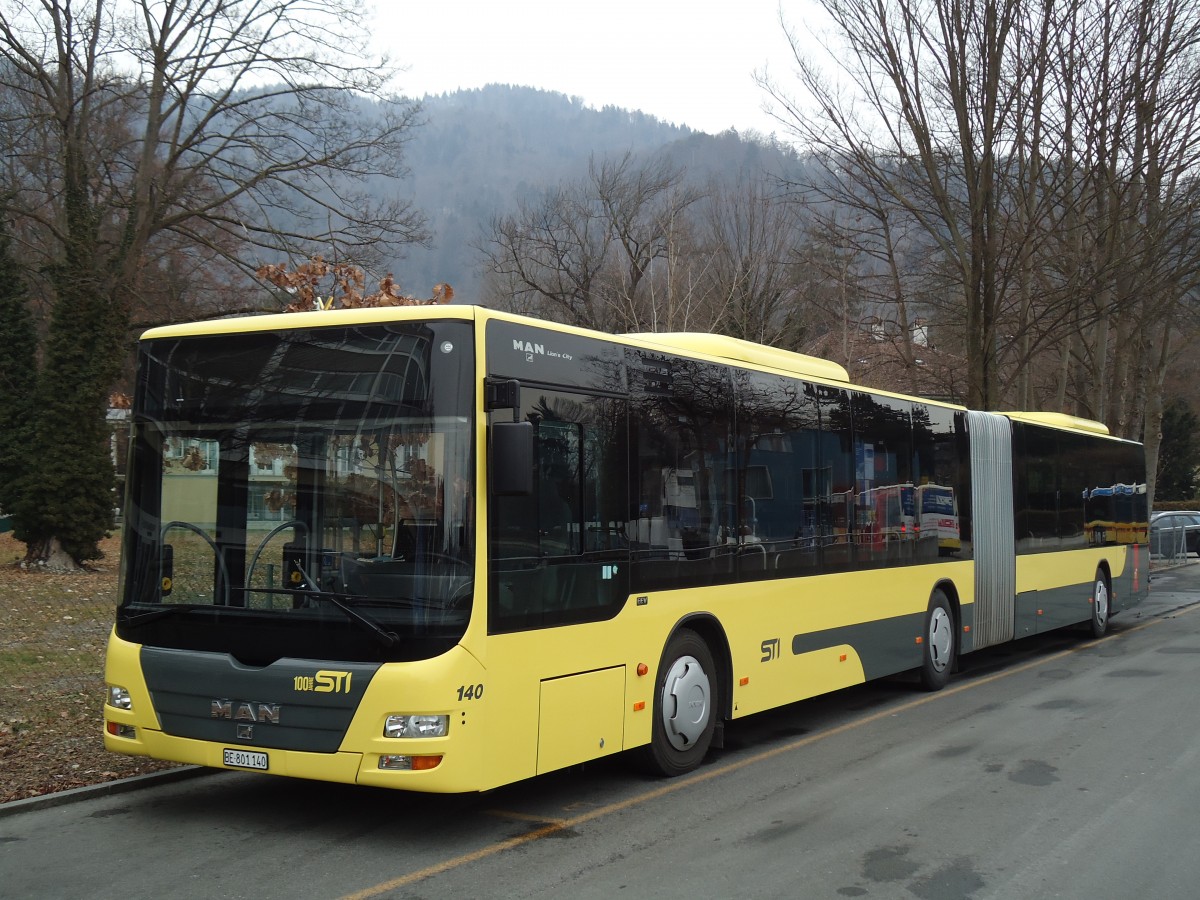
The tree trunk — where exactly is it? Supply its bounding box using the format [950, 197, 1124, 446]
[21, 537, 83, 573]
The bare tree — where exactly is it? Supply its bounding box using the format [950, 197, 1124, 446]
[762, 0, 1042, 409]
[762, 0, 1200, 476]
[1080, 0, 1200, 495]
[592, 153, 702, 330]
[1007, 0, 1200, 494]
[481, 151, 701, 332]
[793, 157, 961, 377]
[698, 173, 807, 348]
[1, 0, 426, 282]
[0, 0, 427, 568]
[482, 180, 614, 329]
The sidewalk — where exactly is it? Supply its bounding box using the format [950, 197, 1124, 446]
[0, 765, 215, 820]
[1144, 558, 1200, 611]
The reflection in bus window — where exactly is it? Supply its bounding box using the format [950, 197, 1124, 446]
[489, 390, 629, 632]
[630, 357, 735, 591]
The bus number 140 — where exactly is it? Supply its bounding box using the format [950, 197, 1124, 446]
[457, 683, 484, 701]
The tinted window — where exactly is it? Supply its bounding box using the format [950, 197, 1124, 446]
[816, 385, 856, 572]
[1015, 423, 1059, 552]
[486, 320, 624, 391]
[629, 355, 735, 592]
[913, 404, 970, 559]
[1017, 422, 1147, 553]
[120, 322, 476, 664]
[737, 371, 823, 579]
[851, 393, 914, 568]
[1058, 431, 1089, 550]
[489, 389, 630, 632]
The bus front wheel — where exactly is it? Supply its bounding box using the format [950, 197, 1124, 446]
[919, 590, 956, 691]
[642, 629, 718, 777]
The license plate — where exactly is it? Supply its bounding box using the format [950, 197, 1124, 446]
[223, 748, 269, 770]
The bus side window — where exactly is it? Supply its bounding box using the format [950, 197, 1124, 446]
[630, 358, 735, 591]
[536, 421, 581, 557]
[489, 393, 629, 632]
[735, 370, 822, 580]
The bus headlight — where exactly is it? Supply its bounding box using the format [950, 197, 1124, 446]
[107, 685, 133, 710]
[384, 714, 449, 738]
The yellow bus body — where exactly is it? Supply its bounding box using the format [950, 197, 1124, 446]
[104, 306, 1148, 792]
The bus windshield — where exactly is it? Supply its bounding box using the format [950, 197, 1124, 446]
[117, 320, 475, 664]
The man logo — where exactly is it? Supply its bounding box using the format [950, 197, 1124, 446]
[211, 699, 281, 724]
[512, 338, 545, 356]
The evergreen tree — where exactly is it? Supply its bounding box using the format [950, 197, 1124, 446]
[1156, 398, 1200, 502]
[0, 217, 37, 519]
[10, 276, 122, 566]
[9, 179, 124, 567]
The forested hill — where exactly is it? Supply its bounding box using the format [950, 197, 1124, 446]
[398, 84, 803, 302]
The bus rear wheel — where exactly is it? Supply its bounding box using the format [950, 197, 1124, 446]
[642, 629, 717, 777]
[919, 590, 955, 691]
[1087, 568, 1110, 638]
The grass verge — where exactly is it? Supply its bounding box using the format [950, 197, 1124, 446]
[0, 533, 178, 804]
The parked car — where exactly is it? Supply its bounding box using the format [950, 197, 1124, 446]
[1149, 511, 1200, 557]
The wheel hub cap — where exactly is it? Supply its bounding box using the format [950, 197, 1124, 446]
[1095, 580, 1109, 627]
[928, 608, 952, 673]
[661, 655, 710, 751]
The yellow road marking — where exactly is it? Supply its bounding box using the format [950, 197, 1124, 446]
[341, 603, 1195, 899]
[484, 809, 570, 826]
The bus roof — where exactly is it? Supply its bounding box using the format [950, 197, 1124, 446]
[141, 308, 852, 385]
[138, 304, 477, 340]
[999, 410, 1110, 436]
[622, 332, 850, 383]
[138, 306, 1115, 436]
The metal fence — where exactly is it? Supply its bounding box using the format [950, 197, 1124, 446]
[1151, 522, 1198, 565]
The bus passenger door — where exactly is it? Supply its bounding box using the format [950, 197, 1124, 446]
[489, 388, 631, 633]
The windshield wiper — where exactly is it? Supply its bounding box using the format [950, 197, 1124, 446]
[305, 590, 400, 648]
[291, 563, 399, 648]
[118, 604, 198, 627]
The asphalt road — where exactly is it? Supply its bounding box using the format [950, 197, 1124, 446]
[3, 564, 1199, 900]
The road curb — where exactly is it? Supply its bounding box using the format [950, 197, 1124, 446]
[0, 766, 218, 820]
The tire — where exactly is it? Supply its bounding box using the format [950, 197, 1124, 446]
[1087, 568, 1110, 638]
[919, 590, 956, 691]
[641, 629, 718, 777]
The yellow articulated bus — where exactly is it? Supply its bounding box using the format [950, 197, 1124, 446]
[104, 305, 1148, 791]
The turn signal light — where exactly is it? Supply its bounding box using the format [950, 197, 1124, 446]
[379, 754, 442, 771]
[106, 721, 136, 739]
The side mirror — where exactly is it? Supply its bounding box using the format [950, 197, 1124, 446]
[492, 421, 534, 496]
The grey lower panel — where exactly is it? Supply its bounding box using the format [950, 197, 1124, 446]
[141, 647, 379, 753]
[1015, 579, 1095, 637]
[792, 612, 926, 681]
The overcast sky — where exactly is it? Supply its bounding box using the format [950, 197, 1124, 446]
[372, 0, 814, 137]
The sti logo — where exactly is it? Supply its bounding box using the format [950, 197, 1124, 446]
[293, 670, 354, 694]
